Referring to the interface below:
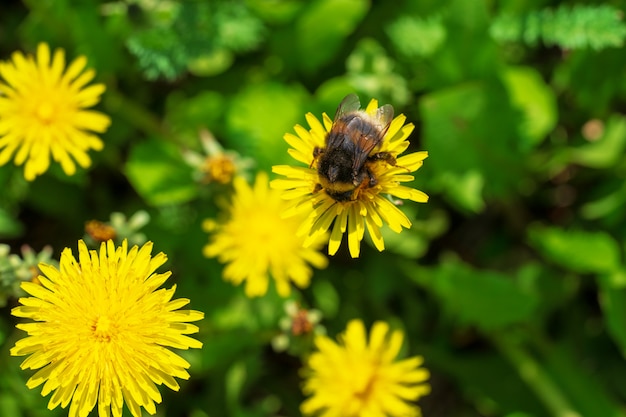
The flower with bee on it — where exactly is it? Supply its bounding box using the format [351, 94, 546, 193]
[271, 94, 428, 258]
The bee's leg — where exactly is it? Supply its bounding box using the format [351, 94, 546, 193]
[366, 166, 378, 187]
[369, 151, 397, 166]
[311, 147, 323, 168]
[370, 152, 411, 172]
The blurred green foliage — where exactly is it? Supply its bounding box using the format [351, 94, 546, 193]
[3, 0, 626, 416]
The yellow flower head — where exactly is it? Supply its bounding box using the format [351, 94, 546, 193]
[271, 95, 428, 258]
[301, 319, 430, 417]
[203, 171, 328, 297]
[10, 239, 204, 417]
[0, 43, 111, 180]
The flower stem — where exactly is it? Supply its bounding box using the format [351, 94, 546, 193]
[491, 334, 581, 417]
[103, 87, 168, 138]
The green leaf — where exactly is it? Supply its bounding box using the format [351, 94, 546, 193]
[491, 5, 626, 50]
[125, 138, 197, 206]
[295, 0, 369, 73]
[435, 170, 485, 213]
[386, 15, 446, 58]
[187, 48, 234, 77]
[500, 66, 557, 147]
[345, 39, 410, 107]
[598, 271, 626, 359]
[225, 361, 247, 411]
[528, 225, 620, 273]
[568, 115, 626, 168]
[0, 395, 21, 417]
[226, 83, 308, 170]
[0, 207, 23, 239]
[127, 27, 187, 80]
[581, 181, 626, 220]
[312, 279, 340, 319]
[422, 346, 545, 416]
[420, 81, 525, 198]
[165, 90, 225, 136]
[126, 1, 265, 80]
[404, 258, 537, 330]
[247, 0, 304, 24]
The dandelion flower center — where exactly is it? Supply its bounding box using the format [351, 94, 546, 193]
[92, 315, 114, 341]
[36, 101, 56, 123]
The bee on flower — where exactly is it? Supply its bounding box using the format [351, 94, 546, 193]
[272, 94, 428, 258]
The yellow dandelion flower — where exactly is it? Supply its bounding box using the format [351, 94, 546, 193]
[271, 95, 428, 258]
[301, 319, 430, 417]
[0, 43, 111, 180]
[10, 239, 204, 417]
[203, 171, 328, 297]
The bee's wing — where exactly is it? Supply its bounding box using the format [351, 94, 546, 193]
[349, 117, 384, 173]
[334, 94, 361, 119]
[374, 104, 394, 136]
[325, 94, 362, 149]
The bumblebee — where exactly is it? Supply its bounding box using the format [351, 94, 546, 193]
[313, 94, 397, 202]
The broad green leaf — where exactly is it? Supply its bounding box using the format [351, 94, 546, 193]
[125, 138, 197, 206]
[295, 0, 369, 73]
[528, 225, 620, 273]
[386, 15, 447, 57]
[226, 83, 308, 169]
[247, 0, 304, 24]
[165, 90, 225, 137]
[187, 48, 234, 77]
[405, 259, 537, 330]
[435, 170, 485, 213]
[500, 66, 557, 147]
[420, 81, 525, 198]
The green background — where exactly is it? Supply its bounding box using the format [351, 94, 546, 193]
[2, 0, 626, 416]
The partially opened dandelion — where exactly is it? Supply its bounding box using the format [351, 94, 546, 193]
[203, 172, 328, 297]
[0, 43, 111, 180]
[301, 319, 430, 417]
[10, 239, 204, 417]
[271, 94, 428, 258]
